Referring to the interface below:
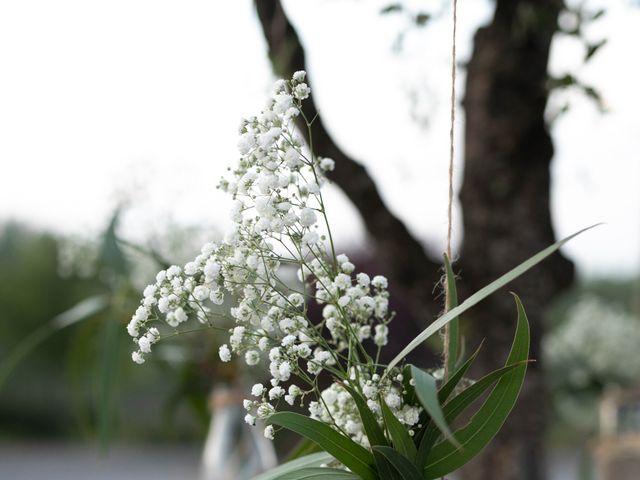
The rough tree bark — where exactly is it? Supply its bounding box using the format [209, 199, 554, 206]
[254, 1, 575, 479]
[458, 1, 574, 479]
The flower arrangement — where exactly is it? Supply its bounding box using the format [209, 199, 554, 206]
[127, 72, 591, 479]
[545, 295, 640, 389]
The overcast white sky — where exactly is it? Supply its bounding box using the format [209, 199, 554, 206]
[0, 0, 638, 278]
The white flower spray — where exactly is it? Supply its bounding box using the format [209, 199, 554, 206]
[128, 72, 421, 445]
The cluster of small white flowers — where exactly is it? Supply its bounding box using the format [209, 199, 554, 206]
[126, 245, 225, 363]
[308, 373, 422, 447]
[543, 295, 640, 387]
[129, 72, 406, 442]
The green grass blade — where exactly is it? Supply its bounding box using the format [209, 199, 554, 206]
[438, 341, 483, 404]
[443, 253, 460, 376]
[381, 400, 417, 461]
[410, 366, 458, 448]
[414, 342, 482, 466]
[253, 453, 334, 480]
[341, 383, 387, 447]
[386, 225, 599, 373]
[372, 446, 423, 480]
[272, 468, 359, 480]
[267, 412, 377, 480]
[98, 315, 123, 451]
[423, 295, 530, 479]
[417, 362, 523, 467]
[0, 294, 109, 390]
[373, 450, 403, 480]
[341, 383, 397, 478]
[285, 438, 323, 462]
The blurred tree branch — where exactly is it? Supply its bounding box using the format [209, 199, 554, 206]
[254, 0, 443, 349]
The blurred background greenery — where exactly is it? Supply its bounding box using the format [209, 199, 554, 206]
[0, 216, 217, 445]
[1, 215, 638, 457]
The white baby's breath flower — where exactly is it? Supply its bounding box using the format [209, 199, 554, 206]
[128, 72, 404, 445]
[299, 208, 317, 227]
[245, 350, 260, 366]
[319, 157, 335, 172]
[251, 384, 265, 397]
[132, 351, 145, 364]
[219, 344, 232, 362]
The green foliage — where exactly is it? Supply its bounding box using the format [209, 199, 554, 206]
[380, 400, 416, 461]
[410, 366, 457, 447]
[274, 468, 359, 480]
[264, 297, 530, 480]
[258, 227, 596, 479]
[422, 296, 530, 478]
[0, 217, 214, 442]
[372, 446, 422, 480]
[253, 453, 335, 480]
[386, 225, 598, 372]
[266, 412, 377, 480]
[0, 223, 104, 436]
[443, 254, 460, 377]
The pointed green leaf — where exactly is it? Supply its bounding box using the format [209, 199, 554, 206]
[373, 450, 403, 480]
[0, 294, 110, 390]
[253, 453, 334, 480]
[381, 400, 417, 461]
[340, 383, 400, 479]
[386, 225, 599, 373]
[272, 467, 359, 480]
[423, 295, 530, 479]
[266, 413, 377, 480]
[438, 341, 483, 404]
[414, 342, 483, 465]
[410, 366, 458, 448]
[341, 383, 387, 447]
[373, 446, 423, 480]
[443, 253, 460, 377]
[417, 362, 523, 467]
[285, 438, 323, 462]
[100, 210, 129, 277]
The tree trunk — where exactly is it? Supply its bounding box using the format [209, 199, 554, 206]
[255, 0, 577, 477]
[458, 1, 574, 479]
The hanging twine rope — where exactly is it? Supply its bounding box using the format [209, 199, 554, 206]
[443, 0, 458, 382]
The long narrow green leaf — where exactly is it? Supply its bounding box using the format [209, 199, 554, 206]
[417, 362, 523, 467]
[273, 467, 359, 480]
[373, 446, 423, 480]
[386, 225, 598, 373]
[341, 384, 400, 479]
[373, 450, 403, 480]
[0, 294, 110, 390]
[423, 295, 530, 479]
[410, 366, 458, 448]
[414, 342, 482, 464]
[443, 253, 460, 376]
[340, 383, 399, 479]
[253, 453, 334, 480]
[438, 341, 483, 404]
[341, 383, 387, 447]
[266, 413, 377, 480]
[381, 401, 417, 461]
[285, 438, 323, 462]
[98, 314, 125, 451]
